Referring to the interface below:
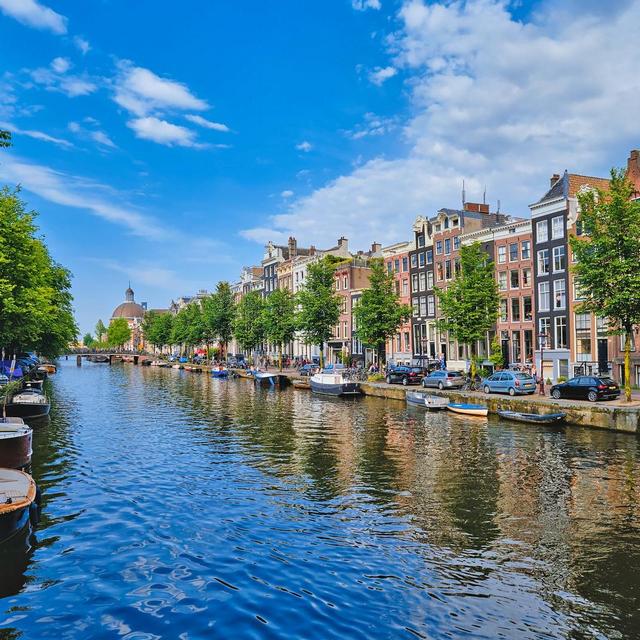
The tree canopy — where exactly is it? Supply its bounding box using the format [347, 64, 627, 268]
[95, 319, 107, 342]
[107, 318, 131, 349]
[296, 258, 342, 368]
[570, 169, 640, 401]
[262, 288, 296, 370]
[83, 333, 95, 347]
[435, 242, 499, 378]
[233, 290, 265, 361]
[0, 187, 77, 357]
[353, 258, 411, 365]
[202, 282, 235, 359]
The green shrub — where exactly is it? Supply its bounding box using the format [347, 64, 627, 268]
[557, 376, 567, 383]
[368, 373, 385, 382]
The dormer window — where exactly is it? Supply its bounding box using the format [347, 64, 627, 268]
[452, 218, 459, 227]
[435, 224, 441, 233]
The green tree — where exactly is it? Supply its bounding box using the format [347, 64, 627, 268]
[0, 187, 77, 357]
[570, 169, 640, 402]
[95, 319, 107, 342]
[83, 333, 95, 347]
[0, 129, 10, 148]
[436, 242, 500, 379]
[142, 311, 162, 351]
[155, 312, 174, 352]
[202, 282, 236, 361]
[233, 290, 265, 364]
[262, 288, 296, 370]
[353, 259, 411, 366]
[107, 318, 131, 350]
[489, 334, 504, 370]
[296, 258, 342, 369]
[171, 304, 204, 355]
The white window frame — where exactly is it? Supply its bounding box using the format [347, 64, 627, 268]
[551, 216, 564, 240]
[536, 220, 548, 243]
[538, 281, 550, 312]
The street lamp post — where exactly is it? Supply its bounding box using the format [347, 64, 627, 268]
[538, 332, 548, 396]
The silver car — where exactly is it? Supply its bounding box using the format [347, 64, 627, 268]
[422, 370, 465, 390]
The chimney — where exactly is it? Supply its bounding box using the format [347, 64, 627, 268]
[550, 173, 560, 188]
[309, 245, 316, 255]
[370, 242, 382, 254]
[463, 202, 490, 214]
[338, 236, 349, 251]
[287, 236, 297, 257]
[627, 150, 640, 195]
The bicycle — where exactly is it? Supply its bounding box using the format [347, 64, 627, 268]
[461, 376, 483, 392]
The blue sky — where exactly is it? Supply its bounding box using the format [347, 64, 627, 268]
[0, 0, 638, 334]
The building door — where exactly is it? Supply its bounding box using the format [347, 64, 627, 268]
[501, 339, 510, 367]
[597, 338, 609, 374]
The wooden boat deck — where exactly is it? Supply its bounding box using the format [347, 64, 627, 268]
[0, 469, 36, 515]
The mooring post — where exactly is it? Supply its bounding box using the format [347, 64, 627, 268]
[76, 355, 82, 366]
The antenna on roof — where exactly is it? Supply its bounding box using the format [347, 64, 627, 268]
[497, 199, 501, 213]
[483, 186, 486, 204]
[462, 180, 466, 208]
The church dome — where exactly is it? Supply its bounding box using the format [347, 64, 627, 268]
[111, 285, 145, 319]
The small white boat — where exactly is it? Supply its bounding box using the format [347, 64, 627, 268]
[406, 391, 449, 410]
[0, 468, 39, 542]
[150, 360, 165, 367]
[447, 402, 488, 417]
[0, 418, 32, 468]
[310, 372, 361, 397]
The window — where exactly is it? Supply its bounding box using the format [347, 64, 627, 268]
[426, 249, 433, 264]
[404, 332, 410, 352]
[537, 220, 548, 242]
[418, 253, 425, 268]
[574, 278, 585, 301]
[394, 259, 400, 273]
[521, 240, 531, 260]
[395, 281, 400, 296]
[498, 246, 506, 263]
[435, 224, 441, 232]
[538, 281, 550, 311]
[537, 249, 549, 275]
[402, 279, 408, 296]
[427, 271, 434, 289]
[511, 298, 521, 321]
[343, 276, 348, 289]
[411, 274, 418, 293]
[395, 334, 401, 351]
[411, 254, 417, 268]
[498, 272, 508, 291]
[336, 278, 340, 290]
[575, 313, 592, 361]
[419, 272, 426, 291]
[555, 316, 567, 349]
[427, 295, 435, 316]
[510, 270, 519, 289]
[500, 299, 508, 322]
[523, 296, 532, 321]
[417, 234, 425, 248]
[554, 279, 566, 310]
[552, 216, 564, 239]
[454, 258, 461, 275]
[444, 217, 449, 229]
[387, 261, 393, 274]
[402, 257, 408, 272]
[553, 246, 565, 272]
[444, 238, 451, 255]
[522, 268, 531, 287]
[412, 298, 419, 316]
[343, 321, 348, 339]
[419, 296, 427, 316]
[436, 240, 443, 255]
[437, 263, 443, 281]
[539, 317, 551, 347]
[509, 243, 518, 261]
[445, 260, 452, 280]
[453, 236, 460, 250]
[512, 330, 522, 362]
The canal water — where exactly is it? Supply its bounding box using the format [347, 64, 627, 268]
[1, 361, 639, 639]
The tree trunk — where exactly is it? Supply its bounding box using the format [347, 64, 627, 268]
[319, 342, 324, 370]
[469, 342, 477, 380]
[278, 344, 283, 371]
[624, 330, 632, 403]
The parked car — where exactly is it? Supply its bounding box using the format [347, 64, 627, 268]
[421, 370, 465, 390]
[298, 364, 318, 377]
[483, 371, 536, 396]
[385, 365, 427, 386]
[550, 376, 620, 402]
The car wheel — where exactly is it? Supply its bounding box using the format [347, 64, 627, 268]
[386, 376, 391, 384]
[438, 381, 444, 390]
[484, 385, 490, 394]
[588, 390, 598, 402]
[509, 387, 516, 396]
[402, 377, 408, 386]
[551, 389, 561, 400]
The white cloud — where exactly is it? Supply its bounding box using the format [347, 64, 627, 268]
[243, 0, 640, 248]
[281, 190, 294, 198]
[73, 36, 90, 55]
[352, 0, 381, 10]
[296, 140, 313, 152]
[0, 121, 73, 148]
[113, 61, 208, 117]
[347, 112, 396, 139]
[90, 130, 117, 149]
[51, 57, 71, 74]
[185, 114, 230, 132]
[0, 154, 169, 239]
[127, 116, 204, 148]
[0, 0, 67, 34]
[369, 66, 397, 86]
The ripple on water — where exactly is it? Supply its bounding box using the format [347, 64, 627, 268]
[1, 361, 639, 639]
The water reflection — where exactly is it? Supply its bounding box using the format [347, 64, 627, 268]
[0, 361, 638, 639]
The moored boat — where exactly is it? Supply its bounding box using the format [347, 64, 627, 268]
[37, 363, 57, 374]
[292, 378, 311, 390]
[0, 419, 32, 469]
[310, 372, 361, 397]
[0, 468, 39, 544]
[497, 410, 566, 425]
[3, 388, 51, 420]
[447, 403, 488, 417]
[406, 391, 449, 410]
[211, 369, 229, 378]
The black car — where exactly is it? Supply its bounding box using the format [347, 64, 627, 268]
[550, 376, 620, 402]
[385, 366, 427, 386]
